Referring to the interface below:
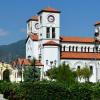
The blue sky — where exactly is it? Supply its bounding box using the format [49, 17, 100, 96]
[0, 0, 100, 45]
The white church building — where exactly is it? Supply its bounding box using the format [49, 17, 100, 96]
[26, 7, 100, 82]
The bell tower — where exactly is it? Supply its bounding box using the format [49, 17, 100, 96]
[37, 7, 61, 72]
[37, 7, 61, 41]
[27, 16, 39, 35]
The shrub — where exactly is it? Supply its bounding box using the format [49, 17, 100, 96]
[15, 81, 67, 100]
[1, 80, 100, 100]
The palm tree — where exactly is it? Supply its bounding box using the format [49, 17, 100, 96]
[47, 62, 76, 87]
[76, 68, 82, 81]
[81, 66, 92, 82]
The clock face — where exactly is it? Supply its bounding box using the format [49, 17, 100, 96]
[35, 23, 39, 29]
[48, 15, 55, 22]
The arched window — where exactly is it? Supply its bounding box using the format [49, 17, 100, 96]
[77, 66, 80, 70]
[81, 47, 83, 52]
[72, 46, 74, 52]
[76, 46, 78, 52]
[3, 69, 10, 81]
[52, 27, 55, 38]
[90, 66, 93, 73]
[93, 47, 95, 52]
[88, 47, 90, 52]
[63, 46, 66, 51]
[69, 46, 71, 52]
[96, 46, 98, 52]
[84, 46, 86, 52]
[46, 60, 48, 65]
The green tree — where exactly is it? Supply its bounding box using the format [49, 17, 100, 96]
[23, 58, 40, 82]
[76, 68, 82, 81]
[47, 62, 76, 87]
[81, 67, 92, 82]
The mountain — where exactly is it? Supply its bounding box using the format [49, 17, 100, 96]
[0, 39, 26, 63]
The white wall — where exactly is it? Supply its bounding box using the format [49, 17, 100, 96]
[26, 38, 39, 60]
[27, 20, 39, 35]
[43, 46, 60, 71]
[61, 42, 98, 52]
[61, 59, 99, 82]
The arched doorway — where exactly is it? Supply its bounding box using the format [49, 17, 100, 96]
[3, 69, 10, 82]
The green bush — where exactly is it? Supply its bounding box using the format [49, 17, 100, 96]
[1, 80, 100, 100]
[92, 83, 100, 100]
[15, 81, 94, 100]
[16, 81, 67, 100]
[68, 83, 93, 100]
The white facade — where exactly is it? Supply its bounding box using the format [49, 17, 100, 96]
[26, 7, 100, 82]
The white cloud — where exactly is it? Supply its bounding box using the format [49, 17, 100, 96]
[0, 28, 9, 37]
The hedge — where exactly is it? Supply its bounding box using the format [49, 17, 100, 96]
[15, 82, 96, 100]
[1, 81, 100, 100]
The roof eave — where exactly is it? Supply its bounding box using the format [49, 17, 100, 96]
[37, 10, 61, 15]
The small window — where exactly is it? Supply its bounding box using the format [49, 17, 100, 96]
[69, 46, 71, 51]
[40, 33, 42, 36]
[84, 47, 86, 52]
[52, 27, 55, 38]
[77, 66, 80, 70]
[96, 46, 98, 52]
[28, 56, 31, 59]
[46, 27, 50, 38]
[46, 60, 48, 65]
[72, 46, 74, 52]
[50, 61, 53, 66]
[81, 47, 83, 52]
[90, 66, 93, 73]
[76, 46, 78, 52]
[93, 47, 95, 52]
[88, 47, 90, 52]
[63, 46, 66, 51]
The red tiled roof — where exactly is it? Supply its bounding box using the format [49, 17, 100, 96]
[35, 60, 44, 66]
[94, 22, 100, 26]
[31, 16, 38, 21]
[38, 7, 60, 14]
[60, 36, 95, 43]
[12, 58, 43, 67]
[61, 52, 100, 60]
[43, 41, 60, 46]
[27, 16, 38, 22]
[29, 33, 38, 41]
[17, 58, 31, 66]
